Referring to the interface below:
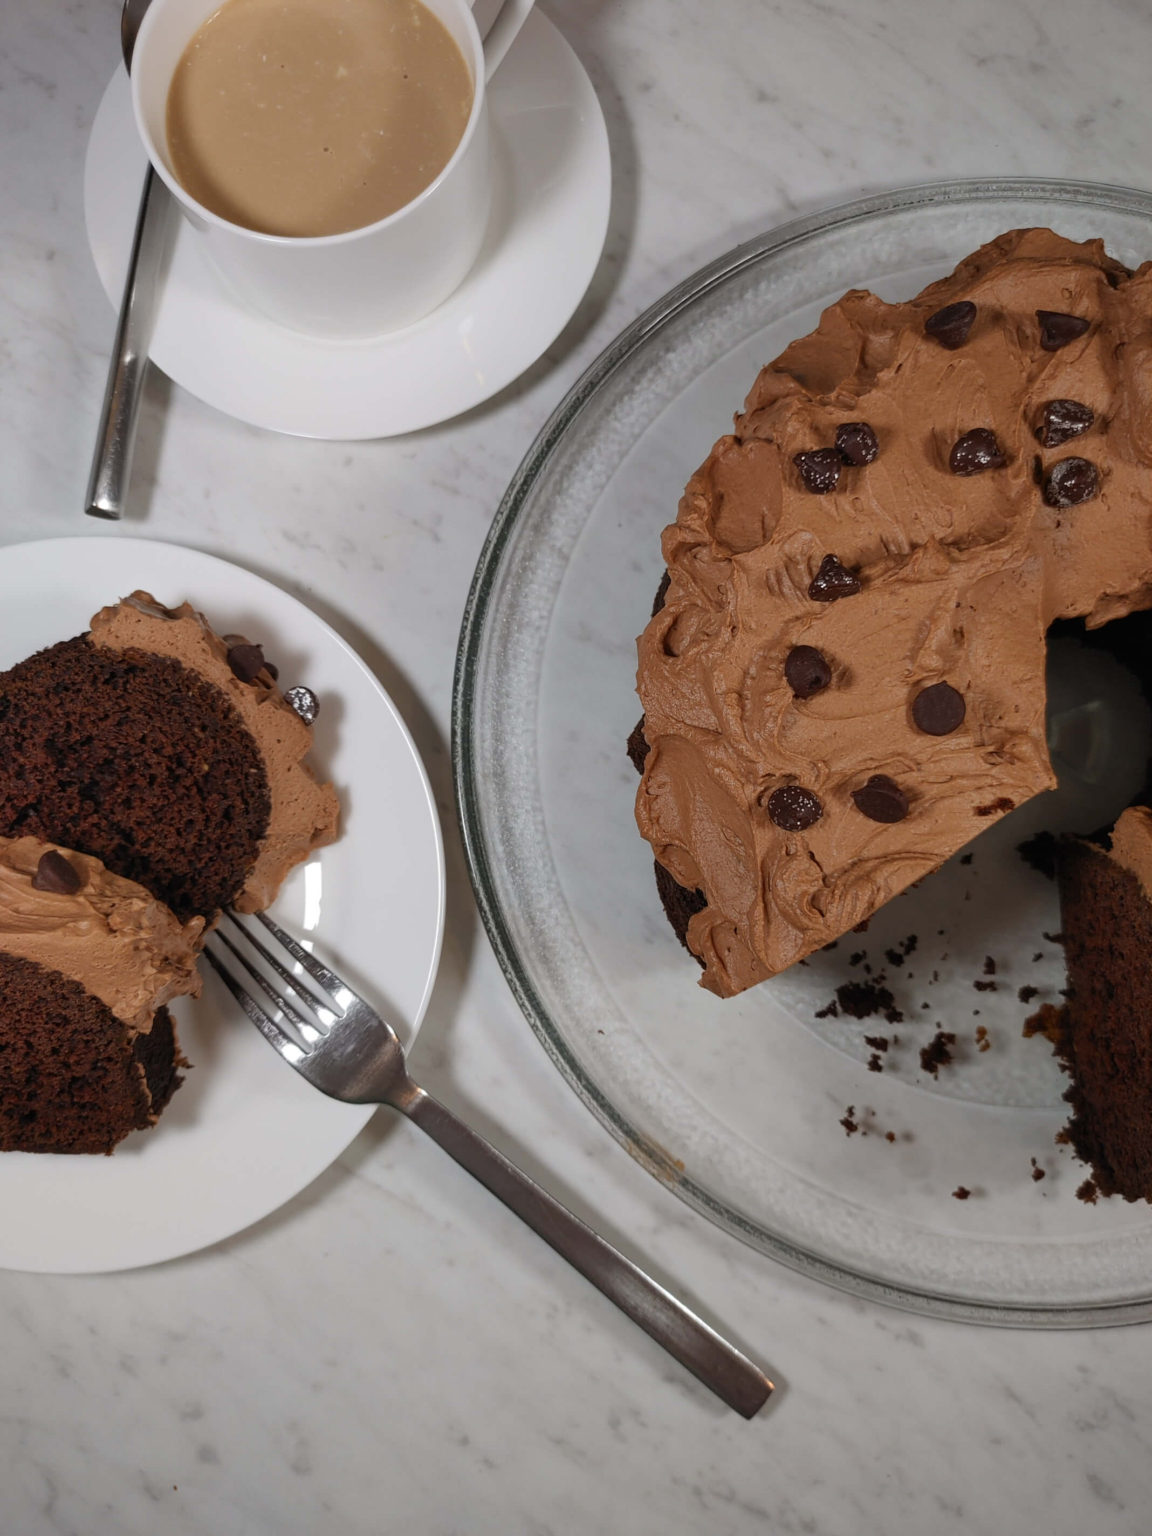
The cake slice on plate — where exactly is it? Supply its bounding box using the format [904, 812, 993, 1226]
[0, 836, 202, 1154]
[0, 591, 339, 922]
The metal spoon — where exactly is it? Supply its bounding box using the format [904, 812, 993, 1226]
[84, 0, 169, 521]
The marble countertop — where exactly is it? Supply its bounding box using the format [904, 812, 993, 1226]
[4, 1, 1152, 1531]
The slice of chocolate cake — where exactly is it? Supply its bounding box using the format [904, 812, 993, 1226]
[1053, 808, 1152, 1201]
[0, 592, 339, 923]
[0, 837, 202, 1154]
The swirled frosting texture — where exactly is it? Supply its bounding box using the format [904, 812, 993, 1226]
[90, 593, 340, 912]
[0, 837, 202, 1033]
[635, 229, 1152, 997]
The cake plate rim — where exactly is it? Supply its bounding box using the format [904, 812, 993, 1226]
[453, 175, 1152, 1327]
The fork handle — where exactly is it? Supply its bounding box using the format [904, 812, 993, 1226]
[395, 1084, 772, 1418]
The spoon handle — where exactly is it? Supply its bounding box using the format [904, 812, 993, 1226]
[395, 1081, 774, 1418]
[85, 165, 170, 520]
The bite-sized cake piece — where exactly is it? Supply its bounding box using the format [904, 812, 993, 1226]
[0, 592, 339, 922]
[1053, 808, 1152, 1201]
[633, 229, 1152, 997]
[0, 836, 202, 1154]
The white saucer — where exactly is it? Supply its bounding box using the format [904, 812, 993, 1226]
[83, 12, 610, 439]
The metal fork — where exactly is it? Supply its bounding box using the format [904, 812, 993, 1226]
[205, 911, 773, 1418]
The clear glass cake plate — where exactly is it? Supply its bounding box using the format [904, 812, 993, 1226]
[453, 179, 1152, 1324]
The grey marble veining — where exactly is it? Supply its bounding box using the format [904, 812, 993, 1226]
[4, 0, 1152, 1532]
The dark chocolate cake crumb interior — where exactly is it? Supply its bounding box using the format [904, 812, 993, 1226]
[0, 636, 270, 922]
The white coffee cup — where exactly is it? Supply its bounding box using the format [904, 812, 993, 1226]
[131, 0, 535, 338]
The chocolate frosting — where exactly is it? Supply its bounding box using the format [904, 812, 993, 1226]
[635, 229, 1152, 997]
[89, 593, 340, 912]
[0, 836, 202, 1033]
[1107, 807, 1152, 900]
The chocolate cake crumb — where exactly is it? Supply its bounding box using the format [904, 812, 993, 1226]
[974, 979, 997, 992]
[852, 919, 871, 933]
[885, 947, 904, 968]
[1023, 1002, 1068, 1042]
[885, 1131, 896, 1143]
[1030, 1158, 1046, 1182]
[975, 1025, 990, 1052]
[1076, 1178, 1099, 1205]
[835, 980, 897, 1020]
[952, 1186, 972, 1200]
[863, 1035, 889, 1052]
[960, 852, 974, 865]
[983, 956, 997, 975]
[849, 950, 866, 967]
[840, 1106, 859, 1136]
[821, 940, 840, 952]
[920, 1030, 956, 1076]
[921, 1002, 931, 1010]
[1042, 931, 1065, 945]
[1017, 830, 1058, 880]
[1018, 984, 1039, 1004]
[1032, 952, 1044, 962]
[814, 1001, 839, 1019]
[867, 1053, 883, 1073]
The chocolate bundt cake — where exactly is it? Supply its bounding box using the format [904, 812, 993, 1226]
[0, 592, 339, 922]
[633, 228, 1152, 995]
[0, 837, 201, 1154]
[630, 227, 1152, 1198]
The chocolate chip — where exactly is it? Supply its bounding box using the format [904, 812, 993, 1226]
[32, 850, 84, 895]
[1035, 399, 1094, 447]
[852, 775, 910, 823]
[808, 555, 861, 602]
[766, 785, 823, 831]
[784, 645, 832, 699]
[1042, 457, 1099, 507]
[835, 422, 879, 466]
[227, 642, 267, 683]
[1037, 310, 1090, 351]
[949, 428, 1006, 476]
[924, 300, 976, 349]
[284, 685, 320, 725]
[912, 681, 966, 736]
[793, 448, 842, 494]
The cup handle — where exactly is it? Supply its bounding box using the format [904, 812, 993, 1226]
[469, 0, 535, 79]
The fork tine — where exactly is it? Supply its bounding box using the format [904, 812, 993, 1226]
[211, 925, 327, 1044]
[219, 911, 339, 1029]
[250, 909, 348, 997]
[203, 948, 309, 1067]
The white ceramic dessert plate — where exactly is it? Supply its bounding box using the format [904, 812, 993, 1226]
[455, 178, 1152, 1325]
[83, 10, 610, 438]
[0, 538, 444, 1273]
